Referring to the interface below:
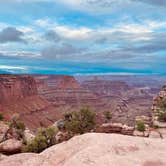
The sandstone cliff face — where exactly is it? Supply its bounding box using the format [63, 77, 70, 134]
[0, 75, 60, 130]
[0, 133, 166, 166]
[0, 75, 37, 104]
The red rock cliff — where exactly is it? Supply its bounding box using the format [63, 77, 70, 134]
[0, 75, 37, 103]
[0, 75, 61, 130]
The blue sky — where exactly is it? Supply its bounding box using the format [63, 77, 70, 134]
[0, 0, 166, 75]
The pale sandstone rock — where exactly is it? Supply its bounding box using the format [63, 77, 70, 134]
[0, 133, 166, 166]
[24, 128, 35, 142]
[0, 139, 22, 154]
[0, 153, 37, 166]
[0, 154, 7, 161]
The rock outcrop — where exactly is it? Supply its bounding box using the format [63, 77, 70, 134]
[0, 133, 166, 166]
[95, 123, 134, 136]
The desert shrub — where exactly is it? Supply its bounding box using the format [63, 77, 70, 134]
[157, 98, 166, 122]
[16, 121, 26, 131]
[64, 107, 96, 134]
[158, 98, 166, 110]
[23, 126, 57, 153]
[0, 113, 4, 121]
[158, 112, 166, 122]
[103, 111, 112, 123]
[9, 120, 26, 131]
[136, 121, 146, 132]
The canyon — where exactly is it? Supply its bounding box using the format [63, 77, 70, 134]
[0, 74, 166, 165]
[0, 74, 165, 130]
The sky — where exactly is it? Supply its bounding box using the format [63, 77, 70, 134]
[0, 0, 166, 75]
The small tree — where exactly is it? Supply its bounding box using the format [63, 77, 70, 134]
[103, 111, 112, 123]
[64, 107, 96, 134]
[136, 121, 146, 134]
[22, 126, 57, 153]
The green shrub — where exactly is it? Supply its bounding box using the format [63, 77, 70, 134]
[0, 113, 4, 121]
[136, 121, 146, 132]
[158, 112, 166, 122]
[64, 107, 96, 134]
[16, 121, 26, 131]
[9, 120, 26, 131]
[157, 98, 166, 122]
[158, 98, 166, 110]
[103, 111, 112, 123]
[23, 126, 57, 153]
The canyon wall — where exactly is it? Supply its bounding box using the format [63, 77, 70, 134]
[0, 75, 61, 130]
[0, 75, 37, 103]
[35, 75, 106, 109]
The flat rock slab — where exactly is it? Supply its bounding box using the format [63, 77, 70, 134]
[0, 133, 166, 166]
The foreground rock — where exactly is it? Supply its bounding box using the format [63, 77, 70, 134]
[0, 139, 22, 154]
[0, 133, 166, 166]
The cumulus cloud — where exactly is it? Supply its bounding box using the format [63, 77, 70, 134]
[0, 27, 26, 44]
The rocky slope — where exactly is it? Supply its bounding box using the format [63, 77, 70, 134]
[0, 133, 166, 166]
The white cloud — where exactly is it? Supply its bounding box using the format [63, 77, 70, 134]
[0, 65, 26, 70]
[54, 26, 92, 39]
[18, 26, 34, 33]
[34, 18, 57, 28]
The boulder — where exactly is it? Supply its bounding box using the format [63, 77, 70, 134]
[0, 139, 22, 154]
